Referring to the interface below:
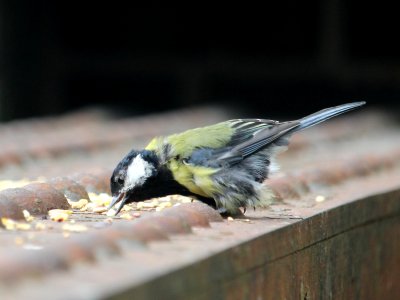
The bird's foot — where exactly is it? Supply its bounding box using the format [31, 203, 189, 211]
[217, 207, 245, 218]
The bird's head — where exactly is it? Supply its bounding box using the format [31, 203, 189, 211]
[109, 149, 160, 214]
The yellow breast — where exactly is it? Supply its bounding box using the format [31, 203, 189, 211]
[168, 160, 219, 198]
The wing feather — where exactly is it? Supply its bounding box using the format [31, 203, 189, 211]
[227, 119, 279, 145]
[147, 118, 299, 167]
[186, 119, 299, 168]
[217, 120, 299, 164]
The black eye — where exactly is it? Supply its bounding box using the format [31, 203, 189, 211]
[117, 178, 124, 185]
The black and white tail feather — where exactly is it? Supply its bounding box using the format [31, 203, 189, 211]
[208, 101, 365, 214]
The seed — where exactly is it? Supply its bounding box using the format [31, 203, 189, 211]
[120, 213, 133, 220]
[48, 209, 73, 222]
[88, 192, 112, 206]
[1, 218, 32, 230]
[93, 207, 108, 213]
[68, 198, 89, 209]
[106, 209, 117, 217]
[23, 210, 34, 222]
[62, 224, 88, 233]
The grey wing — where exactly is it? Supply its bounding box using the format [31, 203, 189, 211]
[217, 119, 300, 165]
[188, 119, 300, 167]
[226, 119, 279, 145]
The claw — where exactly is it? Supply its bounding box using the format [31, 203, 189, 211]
[217, 207, 244, 218]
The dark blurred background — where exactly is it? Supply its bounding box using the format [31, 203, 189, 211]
[1, 1, 399, 121]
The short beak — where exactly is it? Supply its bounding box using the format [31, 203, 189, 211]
[108, 192, 128, 215]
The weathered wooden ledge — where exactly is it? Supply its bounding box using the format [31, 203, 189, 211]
[105, 171, 400, 300]
[2, 165, 399, 300]
[1, 108, 399, 299]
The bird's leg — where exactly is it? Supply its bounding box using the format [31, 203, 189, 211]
[218, 207, 245, 218]
[217, 207, 229, 216]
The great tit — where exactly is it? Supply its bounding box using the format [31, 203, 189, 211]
[109, 101, 365, 215]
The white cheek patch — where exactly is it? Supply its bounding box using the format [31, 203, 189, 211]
[124, 155, 154, 190]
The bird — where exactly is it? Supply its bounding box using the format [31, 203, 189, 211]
[109, 101, 365, 216]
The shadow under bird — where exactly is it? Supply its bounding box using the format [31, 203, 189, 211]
[109, 101, 365, 216]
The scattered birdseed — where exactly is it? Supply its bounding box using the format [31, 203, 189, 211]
[121, 205, 134, 212]
[120, 213, 133, 220]
[62, 223, 88, 233]
[85, 202, 96, 211]
[160, 202, 172, 208]
[142, 201, 158, 208]
[0, 178, 46, 191]
[0, 179, 32, 191]
[86, 192, 134, 214]
[88, 192, 112, 207]
[93, 206, 108, 213]
[158, 196, 172, 202]
[180, 197, 193, 203]
[48, 209, 73, 222]
[1, 218, 32, 231]
[315, 195, 326, 202]
[79, 205, 89, 212]
[68, 198, 89, 210]
[106, 209, 117, 217]
[136, 202, 145, 210]
[23, 210, 34, 222]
